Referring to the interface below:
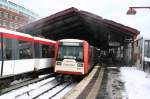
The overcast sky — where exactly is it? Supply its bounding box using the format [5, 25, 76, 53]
[10, 0, 150, 37]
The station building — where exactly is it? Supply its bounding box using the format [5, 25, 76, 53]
[18, 7, 140, 66]
[0, 0, 39, 30]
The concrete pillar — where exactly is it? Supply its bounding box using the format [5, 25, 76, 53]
[131, 38, 134, 66]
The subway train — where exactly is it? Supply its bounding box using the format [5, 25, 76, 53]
[54, 39, 98, 76]
[0, 28, 56, 80]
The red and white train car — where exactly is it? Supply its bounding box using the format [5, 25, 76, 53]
[0, 28, 56, 79]
[54, 39, 98, 76]
[34, 37, 55, 71]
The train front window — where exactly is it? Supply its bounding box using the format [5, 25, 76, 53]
[57, 46, 83, 61]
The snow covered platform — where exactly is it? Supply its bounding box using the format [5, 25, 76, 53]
[120, 67, 150, 99]
[62, 66, 150, 99]
[97, 66, 150, 99]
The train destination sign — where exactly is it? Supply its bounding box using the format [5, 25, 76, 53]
[62, 42, 82, 46]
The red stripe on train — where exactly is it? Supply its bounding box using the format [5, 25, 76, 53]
[0, 33, 34, 42]
[34, 40, 55, 46]
[56, 71, 83, 75]
[83, 41, 89, 75]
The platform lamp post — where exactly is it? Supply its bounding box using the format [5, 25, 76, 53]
[127, 6, 150, 15]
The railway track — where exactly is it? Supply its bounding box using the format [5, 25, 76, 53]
[0, 75, 76, 99]
[36, 81, 73, 99]
[0, 73, 55, 95]
[15, 78, 61, 99]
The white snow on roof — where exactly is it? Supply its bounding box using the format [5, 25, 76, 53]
[120, 67, 150, 99]
[0, 28, 33, 38]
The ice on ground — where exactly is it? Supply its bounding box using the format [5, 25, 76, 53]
[120, 67, 150, 99]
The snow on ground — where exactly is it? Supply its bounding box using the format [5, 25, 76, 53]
[0, 77, 55, 99]
[120, 67, 150, 99]
[52, 82, 77, 99]
[0, 77, 77, 99]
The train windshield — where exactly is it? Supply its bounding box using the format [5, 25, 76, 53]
[57, 46, 83, 61]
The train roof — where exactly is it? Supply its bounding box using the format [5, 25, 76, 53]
[0, 27, 33, 38]
[34, 36, 56, 43]
[59, 39, 84, 43]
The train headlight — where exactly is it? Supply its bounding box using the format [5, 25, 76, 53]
[77, 63, 83, 67]
[56, 61, 62, 65]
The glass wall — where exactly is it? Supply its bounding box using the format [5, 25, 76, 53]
[144, 40, 150, 58]
[0, 0, 39, 19]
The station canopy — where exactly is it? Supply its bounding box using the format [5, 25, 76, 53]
[17, 7, 140, 49]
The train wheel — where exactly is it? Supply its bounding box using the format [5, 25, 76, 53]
[56, 75, 64, 82]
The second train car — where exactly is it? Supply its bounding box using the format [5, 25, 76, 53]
[54, 39, 98, 76]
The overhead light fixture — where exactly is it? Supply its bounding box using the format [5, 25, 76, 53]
[127, 7, 137, 15]
[127, 7, 150, 15]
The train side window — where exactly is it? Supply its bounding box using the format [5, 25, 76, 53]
[34, 43, 40, 58]
[49, 46, 54, 58]
[19, 40, 33, 59]
[42, 45, 48, 58]
[41, 45, 54, 58]
[3, 38, 13, 60]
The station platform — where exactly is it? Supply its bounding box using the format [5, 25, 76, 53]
[62, 65, 123, 99]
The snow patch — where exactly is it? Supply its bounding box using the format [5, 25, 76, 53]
[120, 67, 150, 99]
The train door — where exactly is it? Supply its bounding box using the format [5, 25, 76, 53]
[35, 43, 54, 70]
[2, 37, 15, 76]
[13, 40, 34, 74]
[34, 42, 40, 70]
[39, 45, 55, 69]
